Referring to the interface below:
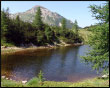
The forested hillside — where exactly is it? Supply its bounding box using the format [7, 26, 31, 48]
[1, 7, 82, 47]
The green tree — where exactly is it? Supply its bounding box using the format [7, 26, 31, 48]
[22, 22, 36, 44]
[5, 15, 25, 45]
[36, 30, 46, 45]
[38, 70, 45, 82]
[72, 20, 78, 34]
[60, 18, 67, 37]
[45, 26, 53, 43]
[89, 2, 109, 23]
[82, 2, 109, 74]
[38, 70, 45, 86]
[15, 15, 20, 27]
[1, 8, 9, 39]
[61, 18, 66, 30]
[33, 7, 43, 30]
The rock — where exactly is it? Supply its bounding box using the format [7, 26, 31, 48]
[10, 79, 12, 80]
[6, 78, 8, 80]
[22, 80, 27, 84]
[2, 76, 5, 79]
[98, 74, 109, 79]
[102, 74, 108, 78]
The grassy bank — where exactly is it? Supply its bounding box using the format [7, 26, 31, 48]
[1, 77, 109, 87]
[78, 29, 92, 43]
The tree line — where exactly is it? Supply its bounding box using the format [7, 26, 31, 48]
[1, 7, 82, 47]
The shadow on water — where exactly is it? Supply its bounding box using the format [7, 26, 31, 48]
[1, 45, 99, 82]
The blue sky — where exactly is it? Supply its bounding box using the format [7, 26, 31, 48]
[1, 1, 106, 28]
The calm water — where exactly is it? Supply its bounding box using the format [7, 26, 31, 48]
[1, 45, 99, 82]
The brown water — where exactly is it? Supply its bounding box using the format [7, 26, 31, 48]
[1, 45, 99, 82]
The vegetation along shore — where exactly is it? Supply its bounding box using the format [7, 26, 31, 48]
[1, 1, 109, 87]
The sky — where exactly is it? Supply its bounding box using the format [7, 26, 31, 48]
[1, 1, 106, 28]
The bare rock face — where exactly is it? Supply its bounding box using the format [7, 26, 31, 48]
[9, 5, 74, 29]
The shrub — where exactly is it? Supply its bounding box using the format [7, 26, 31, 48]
[26, 77, 39, 87]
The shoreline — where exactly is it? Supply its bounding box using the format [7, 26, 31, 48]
[1, 70, 109, 85]
[1, 75, 109, 87]
[1, 42, 84, 55]
[0, 74, 99, 84]
[1, 74, 97, 83]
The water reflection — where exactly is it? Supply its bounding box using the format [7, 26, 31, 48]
[1, 45, 99, 82]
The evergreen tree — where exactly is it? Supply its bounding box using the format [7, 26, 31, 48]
[33, 7, 43, 30]
[1, 9, 9, 39]
[89, 1, 109, 23]
[60, 18, 67, 37]
[37, 30, 45, 45]
[82, 2, 109, 74]
[6, 15, 25, 45]
[15, 15, 20, 27]
[72, 20, 78, 34]
[61, 18, 66, 30]
[45, 26, 53, 43]
[23, 23, 36, 44]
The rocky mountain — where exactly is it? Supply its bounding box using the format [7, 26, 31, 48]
[10, 5, 74, 29]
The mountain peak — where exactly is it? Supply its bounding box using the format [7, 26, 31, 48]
[32, 5, 46, 9]
[10, 5, 74, 29]
[26, 5, 49, 14]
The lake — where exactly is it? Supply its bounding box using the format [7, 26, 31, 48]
[1, 45, 99, 82]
